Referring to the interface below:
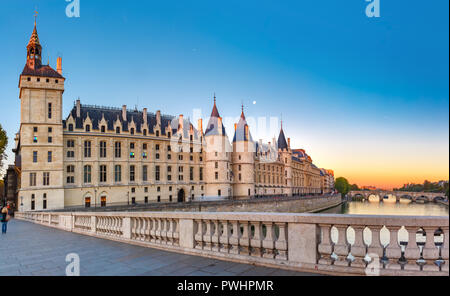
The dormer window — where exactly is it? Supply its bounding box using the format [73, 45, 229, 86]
[101, 126, 106, 133]
[116, 127, 120, 134]
[143, 129, 147, 136]
[85, 125, 90, 132]
[156, 130, 159, 137]
[130, 128, 135, 135]
[168, 132, 171, 138]
[68, 124, 74, 131]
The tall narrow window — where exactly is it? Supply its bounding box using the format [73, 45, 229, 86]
[43, 172, 50, 186]
[114, 165, 122, 182]
[43, 193, 47, 209]
[100, 141, 107, 158]
[101, 126, 106, 133]
[143, 165, 148, 181]
[130, 128, 135, 135]
[29, 173, 36, 186]
[84, 165, 92, 183]
[199, 168, 203, 181]
[115, 142, 121, 158]
[31, 194, 35, 210]
[99, 165, 107, 183]
[84, 141, 91, 158]
[48, 103, 52, 119]
[130, 165, 135, 182]
[190, 167, 194, 181]
[85, 125, 90, 132]
[155, 165, 160, 181]
[33, 151, 38, 163]
[48, 151, 52, 163]
[68, 124, 74, 131]
[116, 126, 120, 134]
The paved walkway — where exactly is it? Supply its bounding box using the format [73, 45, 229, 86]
[0, 219, 318, 276]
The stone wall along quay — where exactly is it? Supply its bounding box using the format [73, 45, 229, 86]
[15, 211, 449, 276]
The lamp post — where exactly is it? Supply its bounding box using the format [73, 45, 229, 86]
[94, 188, 97, 211]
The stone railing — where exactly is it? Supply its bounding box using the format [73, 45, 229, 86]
[14, 211, 449, 276]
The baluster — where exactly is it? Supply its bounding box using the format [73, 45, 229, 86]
[211, 220, 219, 252]
[149, 218, 156, 243]
[155, 218, 162, 243]
[442, 227, 449, 272]
[367, 225, 384, 269]
[166, 218, 173, 245]
[262, 222, 275, 259]
[172, 219, 179, 245]
[318, 224, 333, 265]
[194, 219, 204, 249]
[334, 225, 350, 266]
[133, 218, 139, 239]
[146, 218, 152, 242]
[239, 221, 250, 256]
[138, 218, 144, 240]
[229, 221, 240, 255]
[422, 227, 439, 271]
[404, 226, 421, 271]
[161, 219, 168, 244]
[202, 220, 213, 250]
[350, 225, 367, 268]
[275, 222, 288, 260]
[385, 226, 402, 270]
[250, 222, 263, 257]
[219, 220, 230, 253]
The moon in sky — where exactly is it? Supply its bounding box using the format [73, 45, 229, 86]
[253, 100, 256, 105]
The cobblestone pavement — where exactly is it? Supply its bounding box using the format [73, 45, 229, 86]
[0, 219, 319, 276]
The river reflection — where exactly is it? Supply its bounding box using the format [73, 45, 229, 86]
[317, 201, 448, 247]
[320, 200, 449, 216]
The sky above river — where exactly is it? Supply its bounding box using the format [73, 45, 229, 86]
[0, 0, 448, 189]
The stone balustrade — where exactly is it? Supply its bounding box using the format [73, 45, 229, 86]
[14, 211, 449, 276]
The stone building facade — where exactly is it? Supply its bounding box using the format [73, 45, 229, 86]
[14, 22, 334, 211]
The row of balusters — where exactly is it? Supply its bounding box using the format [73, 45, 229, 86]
[318, 224, 449, 272]
[74, 216, 92, 231]
[193, 220, 288, 260]
[96, 216, 123, 236]
[130, 217, 180, 246]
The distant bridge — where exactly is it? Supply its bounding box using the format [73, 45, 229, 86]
[348, 190, 448, 203]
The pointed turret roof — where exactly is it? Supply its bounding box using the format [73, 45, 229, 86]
[233, 105, 253, 142]
[28, 20, 41, 48]
[205, 95, 227, 136]
[277, 121, 288, 150]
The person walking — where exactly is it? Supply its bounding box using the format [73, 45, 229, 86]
[1, 205, 10, 234]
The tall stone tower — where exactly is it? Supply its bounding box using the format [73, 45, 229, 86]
[232, 106, 255, 199]
[278, 122, 293, 197]
[18, 19, 65, 211]
[204, 96, 232, 199]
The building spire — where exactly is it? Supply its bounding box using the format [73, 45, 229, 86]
[26, 11, 42, 69]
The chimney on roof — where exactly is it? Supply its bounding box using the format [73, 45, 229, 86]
[245, 125, 249, 139]
[122, 105, 127, 121]
[178, 114, 184, 131]
[218, 117, 223, 135]
[288, 138, 291, 148]
[56, 57, 62, 75]
[198, 119, 203, 133]
[76, 99, 81, 118]
[143, 108, 147, 122]
[156, 110, 161, 126]
[234, 123, 237, 131]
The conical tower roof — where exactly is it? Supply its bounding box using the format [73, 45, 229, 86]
[277, 121, 288, 150]
[233, 105, 253, 142]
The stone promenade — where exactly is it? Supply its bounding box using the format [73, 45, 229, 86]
[0, 219, 317, 276]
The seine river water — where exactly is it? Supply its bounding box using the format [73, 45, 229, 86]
[319, 200, 449, 216]
[316, 201, 448, 246]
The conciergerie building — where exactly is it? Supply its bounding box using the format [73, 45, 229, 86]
[12, 21, 334, 211]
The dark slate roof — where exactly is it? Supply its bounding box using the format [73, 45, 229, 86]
[232, 111, 253, 143]
[277, 128, 288, 150]
[65, 104, 181, 135]
[205, 101, 226, 137]
[21, 64, 64, 78]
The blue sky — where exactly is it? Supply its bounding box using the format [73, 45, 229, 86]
[0, 0, 448, 188]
